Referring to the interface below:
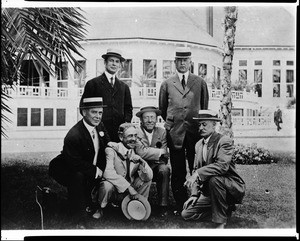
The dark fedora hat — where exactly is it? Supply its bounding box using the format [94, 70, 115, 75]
[193, 109, 221, 121]
[136, 106, 161, 118]
[175, 46, 192, 59]
[80, 97, 107, 109]
[102, 48, 125, 62]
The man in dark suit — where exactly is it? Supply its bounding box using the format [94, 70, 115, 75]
[49, 97, 110, 228]
[134, 106, 171, 217]
[182, 110, 246, 229]
[159, 47, 209, 215]
[274, 105, 283, 131]
[80, 48, 133, 142]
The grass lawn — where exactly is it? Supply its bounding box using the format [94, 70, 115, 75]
[1, 151, 296, 231]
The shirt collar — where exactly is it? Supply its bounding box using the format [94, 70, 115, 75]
[105, 71, 115, 82]
[176, 71, 189, 81]
[83, 119, 96, 135]
[203, 134, 212, 144]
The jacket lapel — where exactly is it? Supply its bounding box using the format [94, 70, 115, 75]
[184, 75, 196, 96]
[172, 76, 185, 95]
[207, 132, 219, 164]
[79, 120, 95, 155]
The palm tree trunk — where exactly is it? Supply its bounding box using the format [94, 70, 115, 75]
[219, 6, 238, 138]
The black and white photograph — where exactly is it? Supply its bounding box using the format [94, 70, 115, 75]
[1, 1, 297, 240]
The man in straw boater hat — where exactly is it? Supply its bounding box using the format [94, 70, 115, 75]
[49, 96, 110, 228]
[80, 48, 133, 142]
[134, 106, 171, 217]
[181, 110, 246, 229]
[159, 46, 209, 215]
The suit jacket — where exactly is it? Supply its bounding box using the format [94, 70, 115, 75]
[274, 109, 282, 123]
[103, 143, 153, 193]
[49, 120, 110, 185]
[192, 131, 245, 203]
[159, 73, 209, 149]
[80, 73, 133, 141]
[135, 125, 168, 167]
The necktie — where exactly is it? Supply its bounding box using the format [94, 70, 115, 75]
[181, 75, 185, 89]
[202, 139, 208, 165]
[91, 129, 95, 139]
[110, 77, 114, 87]
[125, 150, 131, 181]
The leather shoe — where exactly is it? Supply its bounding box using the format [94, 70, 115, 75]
[92, 208, 103, 219]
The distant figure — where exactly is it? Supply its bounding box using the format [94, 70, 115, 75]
[274, 106, 283, 131]
[80, 48, 133, 142]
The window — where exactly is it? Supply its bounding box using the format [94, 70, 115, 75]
[239, 69, 247, 82]
[273, 69, 281, 97]
[273, 60, 280, 66]
[163, 60, 176, 80]
[198, 63, 207, 78]
[286, 70, 294, 97]
[17, 108, 28, 126]
[96, 59, 105, 76]
[254, 69, 262, 97]
[44, 108, 54, 126]
[239, 60, 247, 66]
[74, 60, 86, 88]
[56, 61, 68, 80]
[57, 109, 66, 126]
[190, 61, 194, 74]
[286, 61, 294, 66]
[117, 59, 132, 87]
[143, 59, 157, 87]
[273, 70, 281, 83]
[31, 108, 41, 126]
[254, 60, 262, 66]
[273, 84, 280, 97]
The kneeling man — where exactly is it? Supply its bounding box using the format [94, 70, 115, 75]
[182, 110, 246, 229]
[92, 123, 153, 219]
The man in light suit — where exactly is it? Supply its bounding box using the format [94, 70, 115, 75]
[182, 110, 246, 229]
[159, 46, 209, 214]
[91, 123, 153, 219]
[48, 97, 110, 228]
[134, 106, 171, 217]
[80, 48, 133, 142]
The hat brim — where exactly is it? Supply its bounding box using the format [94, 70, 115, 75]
[102, 53, 125, 62]
[136, 109, 161, 118]
[121, 194, 151, 221]
[193, 117, 221, 122]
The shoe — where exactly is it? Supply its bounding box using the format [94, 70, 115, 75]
[158, 206, 168, 217]
[226, 204, 236, 218]
[92, 208, 103, 219]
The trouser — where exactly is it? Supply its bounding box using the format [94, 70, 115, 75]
[181, 176, 235, 224]
[151, 163, 171, 206]
[168, 133, 198, 211]
[66, 171, 97, 217]
[93, 177, 152, 208]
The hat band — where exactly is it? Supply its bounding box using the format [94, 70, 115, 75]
[198, 114, 218, 118]
[176, 52, 191, 57]
[82, 102, 104, 107]
[106, 52, 122, 58]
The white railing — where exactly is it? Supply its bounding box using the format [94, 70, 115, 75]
[132, 115, 272, 128]
[4, 85, 258, 101]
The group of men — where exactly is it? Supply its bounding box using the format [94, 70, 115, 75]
[49, 47, 245, 229]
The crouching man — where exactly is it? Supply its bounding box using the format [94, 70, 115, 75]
[91, 123, 153, 219]
[48, 97, 110, 228]
[182, 110, 245, 229]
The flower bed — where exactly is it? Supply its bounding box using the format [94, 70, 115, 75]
[233, 143, 275, 165]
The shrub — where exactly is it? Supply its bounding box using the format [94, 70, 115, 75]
[232, 143, 275, 165]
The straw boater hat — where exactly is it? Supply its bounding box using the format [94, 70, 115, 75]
[102, 48, 125, 62]
[175, 46, 192, 59]
[80, 97, 107, 109]
[136, 106, 161, 118]
[121, 194, 151, 221]
[193, 109, 221, 122]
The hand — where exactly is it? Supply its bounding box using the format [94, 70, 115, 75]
[184, 172, 198, 189]
[129, 154, 143, 164]
[159, 152, 169, 164]
[183, 196, 199, 210]
[128, 185, 139, 200]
